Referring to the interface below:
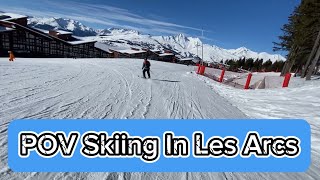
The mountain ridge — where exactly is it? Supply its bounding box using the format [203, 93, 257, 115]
[27, 16, 286, 62]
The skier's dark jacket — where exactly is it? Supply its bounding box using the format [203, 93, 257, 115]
[142, 60, 151, 70]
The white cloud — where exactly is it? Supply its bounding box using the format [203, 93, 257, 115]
[0, 0, 213, 39]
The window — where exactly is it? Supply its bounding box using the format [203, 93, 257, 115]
[43, 41, 49, 48]
[36, 37, 42, 46]
[2, 33, 10, 49]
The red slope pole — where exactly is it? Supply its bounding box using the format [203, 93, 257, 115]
[282, 73, 292, 88]
[196, 64, 201, 74]
[200, 65, 206, 75]
[244, 73, 252, 89]
[219, 69, 225, 82]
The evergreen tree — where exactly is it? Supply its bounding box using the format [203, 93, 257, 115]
[262, 60, 273, 72]
[274, 0, 320, 76]
[246, 58, 254, 70]
[253, 59, 261, 71]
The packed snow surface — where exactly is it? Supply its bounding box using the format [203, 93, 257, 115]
[0, 58, 319, 180]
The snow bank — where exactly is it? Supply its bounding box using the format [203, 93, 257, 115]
[233, 72, 284, 89]
[195, 74, 320, 179]
[199, 67, 287, 89]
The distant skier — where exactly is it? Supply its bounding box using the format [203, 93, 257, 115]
[8, 51, 15, 62]
[142, 58, 151, 78]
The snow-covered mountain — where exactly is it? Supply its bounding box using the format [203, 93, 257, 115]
[96, 28, 140, 36]
[96, 29, 111, 36]
[28, 17, 97, 37]
[107, 28, 140, 35]
[27, 17, 285, 62]
[153, 34, 242, 61]
[227, 47, 286, 62]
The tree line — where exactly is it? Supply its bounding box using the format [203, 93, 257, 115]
[221, 58, 285, 72]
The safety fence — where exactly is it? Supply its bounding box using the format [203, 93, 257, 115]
[194, 64, 292, 89]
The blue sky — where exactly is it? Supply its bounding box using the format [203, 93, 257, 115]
[0, 0, 300, 54]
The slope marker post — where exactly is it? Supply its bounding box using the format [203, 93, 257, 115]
[282, 73, 291, 88]
[200, 65, 206, 75]
[219, 69, 225, 82]
[244, 73, 252, 89]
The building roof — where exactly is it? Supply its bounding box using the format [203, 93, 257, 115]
[0, 13, 27, 21]
[118, 49, 146, 54]
[0, 20, 53, 40]
[0, 25, 14, 32]
[150, 49, 161, 53]
[0, 20, 95, 46]
[94, 42, 112, 53]
[158, 52, 175, 57]
[34, 28, 92, 45]
[67, 39, 97, 45]
[179, 57, 194, 61]
[55, 30, 73, 35]
[34, 28, 72, 35]
[179, 58, 200, 63]
[34, 28, 49, 34]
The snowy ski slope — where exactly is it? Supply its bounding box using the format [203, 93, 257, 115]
[0, 58, 318, 180]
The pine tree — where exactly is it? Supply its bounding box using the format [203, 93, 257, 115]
[273, 0, 320, 77]
[246, 58, 254, 70]
[262, 60, 273, 72]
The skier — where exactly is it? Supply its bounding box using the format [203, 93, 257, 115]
[8, 51, 15, 62]
[142, 58, 151, 78]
